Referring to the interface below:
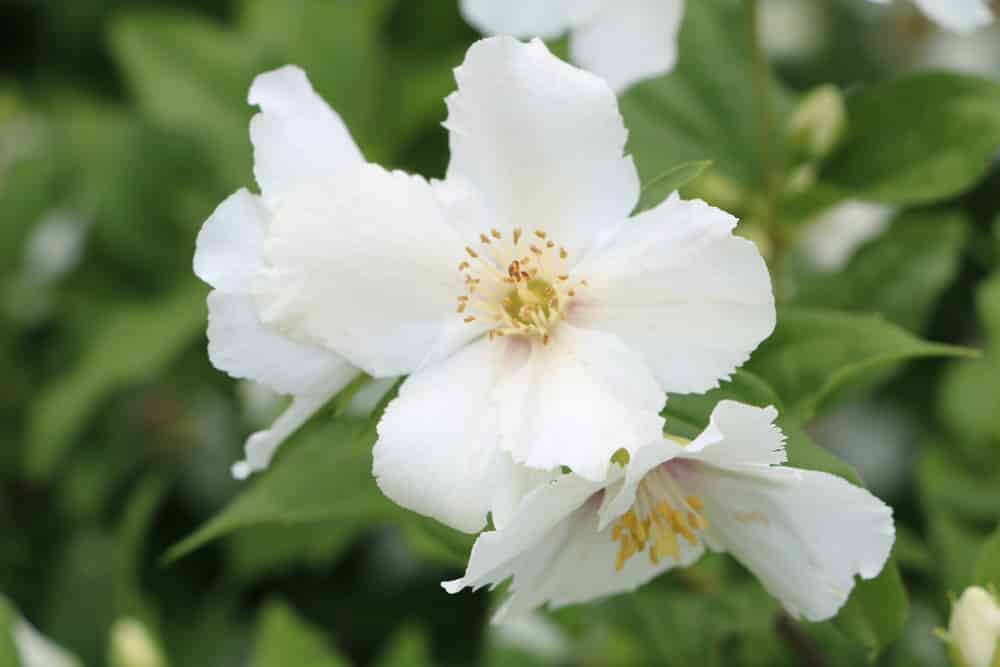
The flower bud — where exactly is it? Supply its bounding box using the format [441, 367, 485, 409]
[109, 618, 167, 667]
[786, 85, 847, 162]
[946, 587, 1000, 667]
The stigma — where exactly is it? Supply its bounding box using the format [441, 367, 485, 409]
[611, 465, 709, 571]
[456, 228, 586, 343]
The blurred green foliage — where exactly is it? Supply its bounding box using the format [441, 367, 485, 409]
[2, 0, 1000, 665]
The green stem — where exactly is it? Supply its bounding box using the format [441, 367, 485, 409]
[746, 0, 789, 296]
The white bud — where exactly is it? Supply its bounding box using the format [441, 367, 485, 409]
[947, 587, 1000, 667]
[110, 617, 167, 667]
[786, 85, 847, 162]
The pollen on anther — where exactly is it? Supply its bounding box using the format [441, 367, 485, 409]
[458, 261, 469, 271]
[543, 334, 550, 345]
[559, 247, 568, 260]
[568, 289, 576, 297]
[463, 316, 476, 323]
[513, 228, 523, 245]
[546, 240, 555, 248]
[530, 245, 543, 255]
[491, 228, 502, 239]
[479, 233, 491, 244]
[558, 274, 569, 281]
[465, 246, 479, 259]
[534, 230, 547, 239]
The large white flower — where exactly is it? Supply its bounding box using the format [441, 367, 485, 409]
[459, 0, 686, 92]
[869, 0, 993, 33]
[249, 37, 774, 533]
[194, 66, 366, 479]
[444, 401, 895, 623]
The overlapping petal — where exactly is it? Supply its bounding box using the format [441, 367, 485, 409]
[248, 65, 364, 207]
[444, 37, 639, 258]
[493, 324, 665, 481]
[257, 163, 478, 378]
[573, 194, 775, 395]
[373, 338, 528, 533]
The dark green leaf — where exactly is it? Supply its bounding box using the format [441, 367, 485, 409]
[975, 526, 1000, 588]
[746, 307, 977, 421]
[26, 278, 207, 480]
[793, 210, 967, 332]
[819, 72, 1000, 205]
[634, 160, 713, 214]
[620, 0, 790, 190]
[251, 601, 349, 667]
[833, 557, 908, 662]
[373, 625, 434, 667]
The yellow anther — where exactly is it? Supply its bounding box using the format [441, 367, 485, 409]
[479, 233, 491, 244]
[456, 303, 466, 313]
[546, 240, 555, 248]
[457, 295, 469, 301]
[458, 261, 469, 271]
[559, 247, 568, 260]
[686, 496, 704, 511]
[558, 274, 569, 281]
[463, 316, 476, 323]
[465, 246, 478, 259]
[491, 228, 502, 239]
[530, 245, 543, 255]
[534, 230, 547, 239]
[513, 228, 523, 245]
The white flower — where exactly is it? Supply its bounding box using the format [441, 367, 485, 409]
[444, 401, 895, 623]
[459, 0, 686, 92]
[249, 37, 774, 533]
[947, 587, 1000, 667]
[13, 615, 81, 667]
[798, 201, 895, 272]
[193, 66, 367, 479]
[868, 0, 993, 33]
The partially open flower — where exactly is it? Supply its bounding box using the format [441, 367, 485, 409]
[946, 587, 1000, 667]
[444, 401, 895, 623]
[194, 66, 367, 479]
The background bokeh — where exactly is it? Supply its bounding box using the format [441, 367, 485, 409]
[1, 0, 999, 665]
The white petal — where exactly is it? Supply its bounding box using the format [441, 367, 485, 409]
[459, 0, 575, 38]
[911, 0, 993, 33]
[206, 291, 351, 396]
[570, 0, 685, 92]
[373, 338, 528, 533]
[231, 368, 358, 480]
[445, 473, 702, 621]
[494, 324, 665, 481]
[14, 617, 81, 667]
[248, 65, 364, 207]
[257, 163, 478, 378]
[444, 37, 639, 258]
[442, 473, 600, 594]
[193, 189, 268, 293]
[687, 465, 895, 622]
[573, 194, 775, 394]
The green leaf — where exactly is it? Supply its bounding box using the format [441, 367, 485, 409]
[0, 596, 21, 667]
[833, 557, 908, 662]
[373, 625, 434, 667]
[746, 307, 977, 421]
[620, 0, 790, 191]
[25, 278, 207, 480]
[634, 160, 713, 214]
[975, 526, 1000, 588]
[164, 418, 387, 563]
[792, 210, 967, 332]
[251, 601, 349, 667]
[818, 72, 1000, 205]
[109, 9, 267, 185]
[918, 446, 1000, 523]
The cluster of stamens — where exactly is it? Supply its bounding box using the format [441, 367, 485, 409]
[611, 467, 709, 571]
[456, 228, 587, 344]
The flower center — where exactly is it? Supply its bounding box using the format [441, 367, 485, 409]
[456, 228, 586, 344]
[611, 463, 709, 571]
